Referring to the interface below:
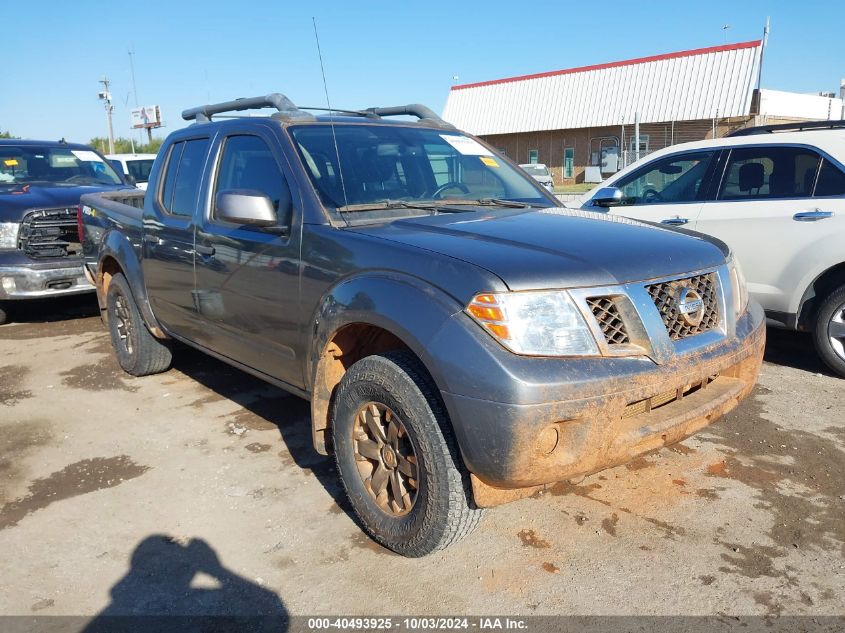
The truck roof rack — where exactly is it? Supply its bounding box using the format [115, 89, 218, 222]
[182, 93, 454, 129]
[182, 93, 314, 123]
[727, 120, 845, 137]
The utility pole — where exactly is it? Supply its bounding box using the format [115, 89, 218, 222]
[128, 46, 148, 147]
[98, 76, 115, 155]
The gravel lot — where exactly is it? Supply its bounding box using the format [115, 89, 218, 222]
[0, 295, 843, 619]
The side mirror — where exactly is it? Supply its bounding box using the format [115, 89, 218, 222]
[216, 189, 278, 227]
[124, 174, 137, 187]
[590, 186, 624, 208]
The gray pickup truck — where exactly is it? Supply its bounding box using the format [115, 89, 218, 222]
[80, 93, 765, 556]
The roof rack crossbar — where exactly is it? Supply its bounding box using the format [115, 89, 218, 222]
[182, 93, 312, 123]
[728, 119, 845, 137]
[364, 104, 455, 129]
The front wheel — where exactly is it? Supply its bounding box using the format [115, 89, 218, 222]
[106, 273, 172, 376]
[0, 303, 8, 326]
[332, 351, 482, 556]
[813, 284, 845, 378]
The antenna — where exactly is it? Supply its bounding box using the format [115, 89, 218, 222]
[312, 17, 350, 220]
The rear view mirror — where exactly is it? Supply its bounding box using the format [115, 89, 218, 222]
[659, 165, 683, 175]
[590, 186, 624, 208]
[216, 189, 278, 227]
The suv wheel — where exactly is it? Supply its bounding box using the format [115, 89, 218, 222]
[332, 350, 482, 556]
[106, 273, 172, 376]
[813, 283, 845, 378]
[0, 303, 8, 326]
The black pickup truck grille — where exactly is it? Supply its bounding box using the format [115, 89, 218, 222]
[18, 208, 81, 259]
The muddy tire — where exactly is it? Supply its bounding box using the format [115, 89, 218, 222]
[813, 283, 845, 378]
[106, 273, 172, 376]
[332, 350, 482, 557]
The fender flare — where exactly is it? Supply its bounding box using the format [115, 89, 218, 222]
[305, 273, 463, 453]
[792, 256, 845, 323]
[97, 228, 167, 338]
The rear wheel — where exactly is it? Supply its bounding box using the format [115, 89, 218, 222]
[106, 273, 172, 376]
[0, 303, 8, 326]
[813, 283, 845, 378]
[332, 351, 482, 556]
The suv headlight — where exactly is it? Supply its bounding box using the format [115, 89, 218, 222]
[466, 291, 599, 356]
[0, 222, 18, 249]
[728, 257, 749, 318]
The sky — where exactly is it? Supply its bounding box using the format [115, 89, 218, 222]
[1, 0, 842, 145]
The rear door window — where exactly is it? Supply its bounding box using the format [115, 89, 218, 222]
[126, 159, 155, 183]
[813, 158, 845, 197]
[160, 139, 210, 216]
[717, 146, 820, 200]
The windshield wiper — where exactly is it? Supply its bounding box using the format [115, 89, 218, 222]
[336, 200, 471, 214]
[429, 198, 534, 209]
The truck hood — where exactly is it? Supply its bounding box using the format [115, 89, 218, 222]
[352, 207, 728, 290]
[0, 183, 132, 222]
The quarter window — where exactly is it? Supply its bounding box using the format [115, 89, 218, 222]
[814, 158, 845, 197]
[615, 151, 716, 204]
[214, 135, 291, 225]
[160, 138, 210, 216]
[718, 146, 820, 200]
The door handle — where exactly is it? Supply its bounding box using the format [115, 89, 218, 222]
[793, 209, 833, 222]
[660, 217, 689, 226]
[143, 234, 161, 245]
[195, 244, 215, 256]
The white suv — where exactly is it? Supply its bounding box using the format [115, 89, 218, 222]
[580, 121, 845, 376]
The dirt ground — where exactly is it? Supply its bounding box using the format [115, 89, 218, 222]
[0, 295, 843, 618]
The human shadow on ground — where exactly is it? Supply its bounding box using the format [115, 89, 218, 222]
[81, 534, 288, 633]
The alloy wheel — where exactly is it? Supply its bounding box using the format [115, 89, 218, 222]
[352, 402, 419, 516]
[828, 301, 845, 361]
[113, 293, 134, 356]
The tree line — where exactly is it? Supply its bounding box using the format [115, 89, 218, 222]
[89, 137, 164, 154]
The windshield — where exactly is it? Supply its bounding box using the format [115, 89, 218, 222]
[0, 145, 124, 186]
[126, 158, 155, 183]
[520, 164, 549, 176]
[289, 124, 551, 213]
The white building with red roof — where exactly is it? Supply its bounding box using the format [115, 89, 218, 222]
[443, 40, 843, 185]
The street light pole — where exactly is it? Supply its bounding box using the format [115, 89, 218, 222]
[98, 76, 115, 155]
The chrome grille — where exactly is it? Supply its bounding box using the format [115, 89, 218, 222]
[587, 296, 630, 345]
[646, 273, 720, 340]
[18, 208, 80, 259]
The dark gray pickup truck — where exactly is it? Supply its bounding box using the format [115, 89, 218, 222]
[80, 93, 765, 556]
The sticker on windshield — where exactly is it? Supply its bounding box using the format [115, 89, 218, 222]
[70, 150, 104, 162]
[440, 135, 493, 156]
[480, 156, 499, 168]
[3, 159, 18, 166]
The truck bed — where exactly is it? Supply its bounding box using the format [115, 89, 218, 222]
[80, 189, 147, 269]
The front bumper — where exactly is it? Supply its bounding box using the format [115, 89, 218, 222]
[438, 302, 765, 504]
[0, 258, 94, 300]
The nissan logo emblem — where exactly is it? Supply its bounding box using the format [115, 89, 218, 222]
[676, 287, 705, 327]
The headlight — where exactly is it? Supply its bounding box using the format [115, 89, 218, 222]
[466, 291, 599, 356]
[0, 222, 18, 249]
[728, 257, 749, 317]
